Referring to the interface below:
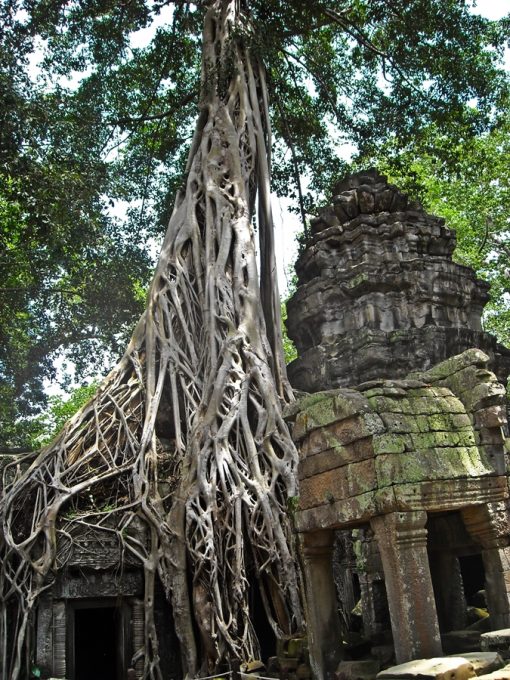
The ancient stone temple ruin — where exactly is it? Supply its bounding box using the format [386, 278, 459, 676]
[286, 170, 510, 390]
[1, 170, 509, 680]
[285, 170, 510, 678]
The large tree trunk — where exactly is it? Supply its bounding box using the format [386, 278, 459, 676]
[0, 1, 304, 677]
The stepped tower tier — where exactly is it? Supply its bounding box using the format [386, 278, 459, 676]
[286, 169, 510, 392]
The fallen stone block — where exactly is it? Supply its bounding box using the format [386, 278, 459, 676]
[377, 657, 476, 680]
[240, 659, 266, 673]
[475, 664, 510, 680]
[457, 653, 504, 676]
[481, 631, 510, 653]
[442, 630, 482, 654]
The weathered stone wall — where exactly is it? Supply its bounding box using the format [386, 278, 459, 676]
[286, 170, 510, 392]
[291, 349, 510, 667]
[291, 350, 509, 533]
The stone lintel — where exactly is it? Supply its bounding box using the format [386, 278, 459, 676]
[295, 477, 508, 533]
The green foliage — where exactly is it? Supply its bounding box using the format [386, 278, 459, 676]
[35, 382, 99, 447]
[1, 0, 509, 445]
[281, 301, 297, 365]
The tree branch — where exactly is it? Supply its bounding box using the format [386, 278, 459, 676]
[109, 91, 196, 126]
[324, 7, 434, 104]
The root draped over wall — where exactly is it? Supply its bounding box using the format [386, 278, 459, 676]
[0, 1, 304, 678]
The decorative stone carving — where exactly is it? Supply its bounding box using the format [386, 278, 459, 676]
[286, 170, 510, 392]
[54, 568, 143, 599]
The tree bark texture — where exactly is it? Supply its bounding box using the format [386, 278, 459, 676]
[0, 1, 304, 678]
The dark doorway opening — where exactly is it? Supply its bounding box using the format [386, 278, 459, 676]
[459, 553, 485, 605]
[249, 575, 276, 662]
[72, 604, 123, 680]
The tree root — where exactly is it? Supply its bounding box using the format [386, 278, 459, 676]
[0, 2, 304, 677]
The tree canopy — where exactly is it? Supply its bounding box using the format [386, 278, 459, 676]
[1, 0, 509, 449]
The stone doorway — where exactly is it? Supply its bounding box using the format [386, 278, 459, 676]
[67, 600, 129, 680]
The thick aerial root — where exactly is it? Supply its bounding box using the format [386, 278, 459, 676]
[0, 2, 304, 677]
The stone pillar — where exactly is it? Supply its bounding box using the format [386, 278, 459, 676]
[429, 552, 467, 632]
[35, 593, 54, 676]
[371, 511, 442, 663]
[333, 530, 358, 634]
[462, 503, 510, 629]
[358, 528, 390, 640]
[132, 599, 145, 679]
[302, 530, 343, 680]
[52, 600, 67, 678]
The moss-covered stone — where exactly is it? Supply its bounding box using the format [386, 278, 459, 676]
[411, 430, 462, 449]
[372, 433, 408, 454]
[363, 386, 407, 398]
[450, 413, 473, 428]
[333, 391, 372, 419]
[407, 349, 490, 383]
[361, 413, 387, 436]
[293, 390, 374, 439]
[427, 413, 454, 431]
[376, 444, 494, 487]
[293, 397, 337, 439]
[435, 366, 496, 398]
[459, 430, 477, 446]
[415, 415, 432, 432]
[367, 395, 404, 413]
[440, 397, 467, 414]
[406, 387, 434, 398]
[346, 271, 370, 289]
[405, 396, 453, 415]
[461, 381, 507, 411]
[381, 413, 421, 433]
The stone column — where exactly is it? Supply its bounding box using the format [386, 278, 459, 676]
[358, 527, 390, 640]
[429, 552, 467, 632]
[462, 503, 510, 629]
[35, 592, 54, 676]
[52, 600, 67, 678]
[302, 530, 343, 680]
[132, 599, 145, 679]
[371, 511, 442, 663]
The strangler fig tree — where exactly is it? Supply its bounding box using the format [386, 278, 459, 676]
[0, 1, 304, 678]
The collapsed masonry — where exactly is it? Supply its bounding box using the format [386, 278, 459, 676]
[285, 170, 510, 679]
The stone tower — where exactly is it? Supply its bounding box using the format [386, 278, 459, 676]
[286, 169, 510, 392]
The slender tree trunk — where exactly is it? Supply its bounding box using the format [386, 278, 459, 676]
[0, 1, 304, 677]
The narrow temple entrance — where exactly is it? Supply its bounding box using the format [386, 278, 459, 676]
[249, 572, 276, 662]
[427, 512, 489, 634]
[68, 600, 127, 680]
